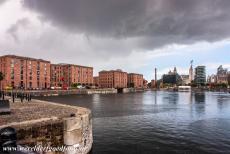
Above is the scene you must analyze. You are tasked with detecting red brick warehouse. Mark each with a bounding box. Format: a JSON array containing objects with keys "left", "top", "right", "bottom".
[{"left": 0, "top": 55, "right": 51, "bottom": 90}]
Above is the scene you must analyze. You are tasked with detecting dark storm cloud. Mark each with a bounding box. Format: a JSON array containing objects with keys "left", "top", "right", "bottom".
[{"left": 22, "top": 0, "right": 230, "bottom": 49}]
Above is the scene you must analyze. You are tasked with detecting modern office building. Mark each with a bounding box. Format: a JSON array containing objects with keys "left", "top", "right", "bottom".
[
  {"left": 127, "top": 73, "right": 143, "bottom": 88},
  {"left": 99, "top": 69, "right": 127, "bottom": 88},
  {"left": 51, "top": 63, "right": 93, "bottom": 88},
  {"left": 194, "top": 66, "right": 206, "bottom": 85},
  {"left": 0, "top": 55, "right": 51, "bottom": 89}
]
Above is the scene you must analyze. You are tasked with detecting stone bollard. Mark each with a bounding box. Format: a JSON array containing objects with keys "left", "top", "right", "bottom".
[
  {"left": 63, "top": 115, "right": 82, "bottom": 154},
  {"left": 63, "top": 112, "right": 93, "bottom": 154}
]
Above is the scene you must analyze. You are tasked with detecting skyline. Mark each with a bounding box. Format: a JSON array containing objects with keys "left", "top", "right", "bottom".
[
  {"left": 1, "top": 53, "right": 228, "bottom": 82},
  {"left": 1, "top": 0, "right": 230, "bottom": 81}
]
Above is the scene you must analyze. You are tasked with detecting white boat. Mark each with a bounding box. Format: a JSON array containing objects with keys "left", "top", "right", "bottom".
[{"left": 178, "top": 86, "right": 191, "bottom": 92}]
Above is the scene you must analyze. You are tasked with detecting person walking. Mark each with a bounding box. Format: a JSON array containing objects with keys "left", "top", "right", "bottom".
[{"left": 12, "top": 93, "right": 15, "bottom": 103}]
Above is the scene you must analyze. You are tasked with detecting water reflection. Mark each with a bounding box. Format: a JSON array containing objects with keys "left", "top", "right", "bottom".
[
  {"left": 194, "top": 92, "right": 205, "bottom": 103},
  {"left": 163, "top": 92, "right": 179, "bottom": 104},
  {"left": 193, "top": 92, "right": 206, "bottom": 116},
  {"left": 216, "top": 93, "right": 230, "bottom": 111},
  {"left": 37, "top": 91, "right": 230, "bottom": 154}
]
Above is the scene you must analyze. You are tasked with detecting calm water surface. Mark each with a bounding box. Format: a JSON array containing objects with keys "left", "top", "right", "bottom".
[{"left": 37, "top": 91, "right": 230, "bottom": 154}]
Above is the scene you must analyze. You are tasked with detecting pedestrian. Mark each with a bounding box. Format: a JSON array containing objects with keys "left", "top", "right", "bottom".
[
  {"left": 27, "top": 93, "right": 30, "bottom": 102},
  {"left": 28, "top": 94, "right": 30, "bottom": 101},
  {"left": 2, "top": 91, "right": 4, "bottom": 100},
  {"left": 12, "top": 93, "right": 15, "bottom": 103},
  {"left": 25, "top": 93, "right": 27, "bottom": 101},
  {"left": 20, "top": 94, "right": 23, "bottom": 103},
  {"left": 22, "top": 93, "right": 25, "bottom": 102}
]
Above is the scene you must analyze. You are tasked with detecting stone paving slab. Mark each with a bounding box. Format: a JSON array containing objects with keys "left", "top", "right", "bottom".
[{"left": 0, "top": 99, "right": 89, "bottom": 127}]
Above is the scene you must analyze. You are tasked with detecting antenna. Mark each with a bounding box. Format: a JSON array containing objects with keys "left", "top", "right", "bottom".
[{"left": 190, "top": 60, "right": 193, "bottom": 66}]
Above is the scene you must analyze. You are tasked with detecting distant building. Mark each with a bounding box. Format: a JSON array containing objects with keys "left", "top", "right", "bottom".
[
  {"left": 189, "top": 61, "right": 194, "bottom": 82},
  {"left": 51, "top": 63, "right": 93, "bottom": 88},
  {"left": 93, "top": 76, "right": 99, "bottom": 87},
  {"left": 207, "top": 74, "right": 217, "bottom": 84},
  {"left": 0, "top": 55, "right": 51, "bottom": 89},
  {"left": 163, "top": 74, "right": 178, "bottom": 85},
  {"left": 194, "top": 66, "right": 206, "bottom": 85},
  {"left": 154, "top": 68, "right": 157, "bottom": 88},
  {"left": 181, "top": 75, "right": 190, "bottom": 85},
  {"left": 162, "top": 67, "right": 182, "bottom": 85},
  {"left": 143, "top": 79, "right": 148, "bottom": 89},
  {"left": 127, "top": 73, "right": 143, "bottom": 88},
  {"left": 151, "top": 79, "right": 156, "bottom": 88},
  {"left": 216, "top": 65, "right": 228, "bottom": 84},
  {"left": 99, "top": 69, "right": 127, "bottom": 88},
  {"left": 228, "top": 73, "right": 230, "bottom": 85}
]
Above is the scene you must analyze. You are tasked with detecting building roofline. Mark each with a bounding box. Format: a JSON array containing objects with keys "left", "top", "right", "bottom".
[
  {"left": 51, "top": 63, "right": 93, "bottom": 69},
  {"left": 128, "top": 73, "right": 143, "bottom": 76},
  {"left": 0, "top": 54, "right": 50, "bottom": 63},
  {"left": 99, "top": 69, "right": 127, "bottom": 73}
]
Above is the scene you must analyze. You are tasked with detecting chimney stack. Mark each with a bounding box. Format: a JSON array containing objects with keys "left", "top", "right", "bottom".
[{"left": 155, "top": 68, "right": 157, "bottom": 88}]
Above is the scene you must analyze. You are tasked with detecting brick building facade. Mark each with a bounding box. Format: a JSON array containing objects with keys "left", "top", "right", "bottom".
[
  {"left": 0, "top": 55, "right": 50, "bottom": 90},
  {"left": 127, "top": 73, "right": 144, "bottom": 88},
  {"left": 143, "top": 79, "right": 148, "bottom": 89},
  {"left": 51, "top": 64, "right": 93, "bottom": 88},
  {"left": 93, "top": 76, "right": 99, "bottom": 87},
  {"left": 99, "top": 69, "right": 127, "bottom": 88}
]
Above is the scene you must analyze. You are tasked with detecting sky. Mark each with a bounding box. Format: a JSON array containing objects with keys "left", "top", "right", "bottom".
[{"left": 0, "top": 0, "right": 230, "bottom": 81}]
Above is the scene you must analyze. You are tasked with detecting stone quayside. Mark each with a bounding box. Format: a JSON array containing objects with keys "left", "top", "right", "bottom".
[{"left": 0, "top": 99, "right": 93, "bottom": 154}]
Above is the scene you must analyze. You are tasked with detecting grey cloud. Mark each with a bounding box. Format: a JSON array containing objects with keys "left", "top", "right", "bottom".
[
  {"left": 7, "top": 18, "right": 30, "bottom": 42},
  {"left": 22, "top": 0, "right": 230, "bottom": 49},
  {"left": 0, "top": 0, "right": 7, "bottom": 5}
]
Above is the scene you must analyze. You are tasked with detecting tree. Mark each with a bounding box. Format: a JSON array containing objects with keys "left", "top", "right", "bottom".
[{"left": 0, "top": 72, "right": 4, "bottom": 91}]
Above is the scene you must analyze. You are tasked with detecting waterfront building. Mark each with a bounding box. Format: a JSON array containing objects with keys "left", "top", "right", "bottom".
[
  {"left": 194, "top": 66, "right": 206, "bottom": 85},
  {"left": 143, "top": 79, "right": 148, "bottom": 89},
  {"left": 51, "top": 63, "right": 93, "bottom": 88},
  {"left": 228, "top": 73, "right": 230, "bottom": 85},
  {"left": 50, "top": 64, "right": 63, "bottom": 88},
  {"left": 162, "top": 67, "right": 182, "bottom": 85},
  {"left": 181, "top": 75, "right": 190, "bottom": 85},
  {"left": 216, "top": 65, "right": 228, "bottom": 84},
  {"left": 189, "top": 62, "right": 194, "bottom": 82},
  {"left": 151, "top": 79, "right": 156, "bottom": 88},
  {"left": 0, "top": 55, "right": 51, "bottom": 89},
  {"left": 93, "top": 76, "right": 99, "bottom": 87},
  {"left": 99, "top": 69, "right": 127, "bottom": 88},
  {"left": 127, "top": 73, "right": 143, "bottom": 88},
  {"left": 207, "top": 74, "right": 217, "bottom": 84}
]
